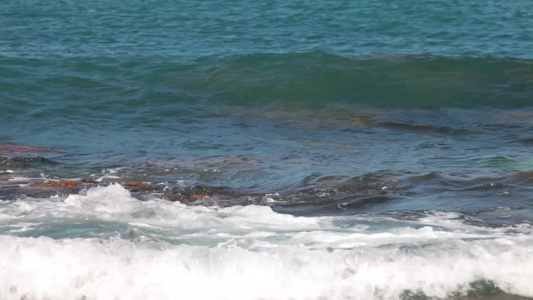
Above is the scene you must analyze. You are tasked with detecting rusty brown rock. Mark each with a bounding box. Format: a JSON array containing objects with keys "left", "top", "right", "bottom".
[
  {"left": 35, "top": 181, "right": 78, "bottom": 188},
  {"left": 80, "top": 178, "right": 99, "bottom": 184},
  {"left": 0, "top": 176, "right": 13, "bottom": 181},
  {"left": 0, "top": 143, "right": 58, "bottom": 154},
  {"left": 159, "top": 193, "right": 219, "bottom": 203},
  {"left": 124, "top": 182, "right": 151, "bottom": 188},
  {"left": 192, "top": 194, "right": 218, "bottom": 199}
]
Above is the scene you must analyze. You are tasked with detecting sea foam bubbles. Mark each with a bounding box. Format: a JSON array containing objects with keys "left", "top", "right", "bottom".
[{"left": 0, "top": 185, "right": 531, "bottom": 299}]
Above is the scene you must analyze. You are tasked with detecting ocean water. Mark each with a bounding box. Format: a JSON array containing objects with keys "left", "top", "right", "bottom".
[{"left": 1, "top": 0, "right": 533, "bottom": 299}]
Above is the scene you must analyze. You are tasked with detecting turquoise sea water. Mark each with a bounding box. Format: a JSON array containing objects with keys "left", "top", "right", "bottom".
[{"left": 1, "top": 1, "right": 533, "bottom": 299}]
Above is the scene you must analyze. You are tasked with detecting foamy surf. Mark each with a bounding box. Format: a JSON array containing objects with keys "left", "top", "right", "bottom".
[{"left": 0, "top": 185, "right": 532, "bottom": 300}]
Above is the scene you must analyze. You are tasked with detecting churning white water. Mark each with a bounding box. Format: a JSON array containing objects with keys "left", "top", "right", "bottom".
[{"left": 0, "top": 184, "right": 532, "bottom": 300}]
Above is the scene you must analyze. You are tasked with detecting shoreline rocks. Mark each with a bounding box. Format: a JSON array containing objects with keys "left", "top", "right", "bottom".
[
  {"left": 0, "top": 177, "right": 241, "bottom": 204},
  {"left": 0, "top": 143, "right": 59, "bottom": 155},
  {"left": 0, "top": 143, "right": 262, "bottom": 205}
]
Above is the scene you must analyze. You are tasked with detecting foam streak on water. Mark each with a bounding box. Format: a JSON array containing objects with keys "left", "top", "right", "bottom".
[{"left": 0, "top": 185, "right": 532, "bottom": 300}]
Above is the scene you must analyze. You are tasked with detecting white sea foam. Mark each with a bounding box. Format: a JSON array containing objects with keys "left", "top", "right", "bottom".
[
  {"left": 0, "top": 234, "right": 532, "bottom": 300},
  {"left": 0, "top": 185, "right": 532, "bottom": 299},
  {"left": 90, "top": 167, "right": 126, "bottom": 182}
]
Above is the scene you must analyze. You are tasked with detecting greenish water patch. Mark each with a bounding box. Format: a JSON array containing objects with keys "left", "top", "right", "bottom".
[{"left": 1, "top": 53, "right": 532, "bottom": 112}]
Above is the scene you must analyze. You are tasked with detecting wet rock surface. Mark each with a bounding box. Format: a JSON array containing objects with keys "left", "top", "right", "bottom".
[
  {"left": 0, "top": 177, "right": 241, "bottom": 203},
  {"left": 0, "top": 143, "right": 59, "bottom": 155},
  {"left": 2, "top": 143, "right": 531, "bottom": 215},
  {"left": 0, "top": 144, "right": 239, "bottom": 203}
]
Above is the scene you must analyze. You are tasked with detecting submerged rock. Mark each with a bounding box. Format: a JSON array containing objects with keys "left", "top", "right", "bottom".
[
  {"left": 34, "top": 181, "right": 78, "bottom": 188},
  {"left": 0, "top": 177, "right": 229, "bottom": 204},
  {"left": 124, "top": 181, "right": 155, "bottom": 189},
  {"left": 0, "top": 143, "right": 58, "bottom": 155},
  {"left": 80, "top": 178, "right": 99, "bottom": 184}
]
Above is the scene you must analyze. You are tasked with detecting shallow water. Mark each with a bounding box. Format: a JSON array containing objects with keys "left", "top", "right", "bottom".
[{"left": 1, "top": 0, "right": 533, "bottom": 299}]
